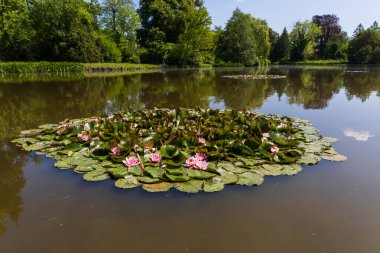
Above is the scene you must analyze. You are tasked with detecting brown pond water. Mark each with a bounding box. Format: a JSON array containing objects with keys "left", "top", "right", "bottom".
[{"left": 0, "top": 66, "right": 380, "bottom": 253}]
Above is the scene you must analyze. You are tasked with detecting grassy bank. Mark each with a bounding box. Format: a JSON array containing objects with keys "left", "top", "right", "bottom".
[{"left": 0, "top": 62, "right": 161, "bottom": 74}]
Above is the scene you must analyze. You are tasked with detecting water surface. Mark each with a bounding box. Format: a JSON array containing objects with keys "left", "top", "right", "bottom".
[{"left": 1, "top": 66, "right": 380, "bottom": 253}]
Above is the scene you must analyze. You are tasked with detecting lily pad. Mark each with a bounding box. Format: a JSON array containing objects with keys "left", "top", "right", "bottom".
[
  {"left": 115, "top": 176, "right": 141, "bottom": 189},
  {"left": 83, "top": 170, "right": 110, "bottom": 182},
  {"left": 108, "top": 166, "right": 129, "bottom": 178},
  {"left": 54, "top": 159, "right": 73, "bottom": 170},
  {"left": 203, "top": 180, "right": 224, "bottom": 192},
  {"left": 174, "top": 180, "right": 204, "bottom": 193},
  {"left": 142, "top": 182, "right": 173, "bottom": 192},
  {"left": 237, "top": 172, "right": 264, "bottom": 186},
  {"left": 321, "top": 154, "right": 348, "bottom": 162}
]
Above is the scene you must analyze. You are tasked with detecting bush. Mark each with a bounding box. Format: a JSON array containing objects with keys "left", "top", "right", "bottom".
[{"left": 98, "top": 35, "right": 122, "bottom": 63}]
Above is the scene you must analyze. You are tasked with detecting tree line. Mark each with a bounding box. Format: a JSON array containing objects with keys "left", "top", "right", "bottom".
[{"left": 1, "top": 0, "right": 379, "bottom": 66}]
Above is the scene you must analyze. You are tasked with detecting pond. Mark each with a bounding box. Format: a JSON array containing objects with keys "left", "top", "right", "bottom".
[{"left": 1, "top": 66, "right": 380, "bottom": 252}]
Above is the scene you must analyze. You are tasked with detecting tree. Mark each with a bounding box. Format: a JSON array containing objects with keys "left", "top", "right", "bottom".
[
  {"left": 289, "top": 21, "right": 322, "bottom": 61},
  {"left": 0, "top": 0, "right": 33, "bottom": 61},
  {"left": 216, "top": 9, "right": 270, "bottom": 66},
  {"left": 312, "top": 14, "right": 343, "bottom": 59},
  {"left": 371, "top": 21, "right": 379, "bottom": 30},
  {"left": 29, "top": 0, "right": 103, "bottom": 62},
  {"left": 137, "top": 0, "right": 212, "bottom": 65},
  {"left": 270, "top": 28, "right": 290, "bottom": 63},
  {"left": 353, "top": 24, "right": 365, "bottom": 36},
  {"left": 101, "top": 0, "right": 140, "bottom": 62},
  {"left": 268, "top": 28, "right": 279, "bottom": 61},
  {"left": 348, "top": 28, "right": 380, "bottom": 64}
]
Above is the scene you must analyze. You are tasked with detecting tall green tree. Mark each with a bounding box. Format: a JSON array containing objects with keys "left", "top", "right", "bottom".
[
  {"left": 0, "top": 0, "right": 32, "bottom": 61},
  {"left": 29, "top": 0, "right": 102, "bottom": 62},
  {"left": 216, "top": 9, "right": 271, "bottom": 66},
  {"left": 270, "top": 28, "right": 291, "bottom": 63},
  {"left": 137, "top": 0, "right": 212, "bottom": 65},
  {"left": 173, "top": 1, "right": 212, "bottom": 66},
  {"left": 289, "top": 21, "right": 321, "bottom": 61},
  {"left": 349, "top": 28, "right": 380, "bottom": 64},
  {"left": 101, "top": 0, "right": 140, "bottom": 62}
]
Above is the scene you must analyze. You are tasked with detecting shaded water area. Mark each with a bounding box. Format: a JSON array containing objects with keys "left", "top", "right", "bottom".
[{"left": 1, "top": 66, "right": 380, "bottom": 252}]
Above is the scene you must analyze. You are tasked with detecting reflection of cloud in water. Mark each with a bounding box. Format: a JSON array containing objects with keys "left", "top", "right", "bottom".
[{"left": 343, "top": 129, "right": 374, "bottom": 141}]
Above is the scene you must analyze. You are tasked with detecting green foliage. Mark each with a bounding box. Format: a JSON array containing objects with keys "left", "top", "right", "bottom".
[
  {"left": 0, "top": 0, "right": 33, "bottom": 61},
  {"left": 270, "top": 28, "right": 291, "bottom": 63},
  {"left": 13, "top": 108, "right": 346, "bottom": 193},
  {"left": 216, "top": 9, "right": 271, "bottom": 66},
  {"left": 137, "top": 0, "right": 212, "bottom": 66},
  {"left": 98, "top": 35, "right": 122, "bottom": 63},
  {"left": 289, "top": 21, "right": 322, "bottom": 61},
  {"left": 348, "top": 28, "right": 380, "bottom": 64},
  {"left": 30, "top": 0, "right": 102, "bottom": 62},
  {"left": 101, "top": 0, "right": 141, "bottom": 62}
]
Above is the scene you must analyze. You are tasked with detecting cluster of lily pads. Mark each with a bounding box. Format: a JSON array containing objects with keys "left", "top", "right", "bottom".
[
  {"left": 222, "top": 75, "right": 287, "bottom": 80},
  {"left": 12, "top": 108, "right": 347, "bottom": 193}
]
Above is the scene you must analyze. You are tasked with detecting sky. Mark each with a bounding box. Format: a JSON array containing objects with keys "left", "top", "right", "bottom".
[{"left": 133, "top": 0, "right": 380, "bottom": 35}]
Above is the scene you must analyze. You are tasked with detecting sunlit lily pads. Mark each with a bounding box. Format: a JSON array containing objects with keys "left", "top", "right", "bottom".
[{"left": 13, "top": 108, "right": 347, "bottom": 193}]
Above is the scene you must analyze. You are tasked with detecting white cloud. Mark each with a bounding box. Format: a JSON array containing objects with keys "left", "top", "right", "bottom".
[{"left": 343, "top": 129, "right": 374, "bottom": 142}]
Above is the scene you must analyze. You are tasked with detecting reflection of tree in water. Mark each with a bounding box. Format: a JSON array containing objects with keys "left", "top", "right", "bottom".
[
  {"left": 0, "top": 142, "right": 26, "bottom": 236},
  {"left": 344, "top": 71, "right": 380, "bottom": 102},
  {"left": 283, "top": 68, "right": 345, "bottom": 109},
  {"left": 1, "top": 68, "right": 380, "bottom": 141},
  {"left": 137, "top": 69, "right": 216, "bottom": 109}
]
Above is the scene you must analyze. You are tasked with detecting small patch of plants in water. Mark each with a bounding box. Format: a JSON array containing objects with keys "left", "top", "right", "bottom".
[
  {"left": 12, "top": 108, "right": 347, "bottom": 193},
  {"left": 222, "top": 75, "right": 287, "bottom": 80}
]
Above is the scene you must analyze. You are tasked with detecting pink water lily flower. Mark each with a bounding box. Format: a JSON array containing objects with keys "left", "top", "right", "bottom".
[
  {"left": 195, "top": 160, "right": 208, "bottom": 170},
  {"left": 270, "top": 146, "right": 280, "bottom": 153},
  {"left": 150, "top": 153, "right": 162, "bottom": 163},
  {"left": 195, "top": 153, "right": 207, "bottom": 161},
  {"left": 78, "top": 133, "right": 91, "bottom": 142},
  {"left": 185, "top": 157, "right": 197, "bottom": 168},
  {"left": 111, "top": 147, "right": 121, "bottom": 156},
  {"left": 123, "top": 156, "right": 140, "bottom": 167},
  {"left": 263, "top": 133, "right": 270, "bottom": 138},
  {"left": 198, "top": 137, "right": 206, "bottom": 145}
]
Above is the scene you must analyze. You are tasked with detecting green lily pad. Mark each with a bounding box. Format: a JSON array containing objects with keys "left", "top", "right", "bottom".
[
  {"left": 54, "top": 159, "right": 73, "bottom": 170},
  {"left": 20, "top": 128, "right": 44, "bottom": 136},
  {"left": 174, "top": 180, "right": 204, "bottom": 193},
  {"left": 237, "top": 172, "right": 264, "bottom": 186},
  {"left": 115, "top": 176, "right": 141, "bottom": 189},
  {"left": 138, "top": 176, "right": 161, "bottom": 184},
  {"left": 142, "top": 182, "right": 173, "bottom": 192},
  {"left": 203, "top": 180, "right": 224, "bottom": 192},
  {"left": 108, "top": 166, "right": 129, "bottom": 178},
  {"left": 297, "top": 153, "right": 321, "bottom": 165},
  {"left": 144, "top": 166, "right": 164, "bottom": 178},
  {"left": 128, "top": 166, "right": 143, "bottom": 176},
  {"left": 186, "top": 169, "right": 215, "bottom": 179},
  {"left": 165, "top": 173, "right": 190, "bottom": 182},
  {"left": 74, "top": 165, "right": 96, "bottom": 174},
  {"left": 83, "top": 170, "right": 110, "bottom": 182},
  {"left": 321, "top": 154, "right": 348, "bottom": 162}
]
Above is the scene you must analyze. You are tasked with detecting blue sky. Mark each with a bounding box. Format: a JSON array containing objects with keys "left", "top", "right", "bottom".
[{"left": 133, "top": 0, "right": 380, "bottom": 35}]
